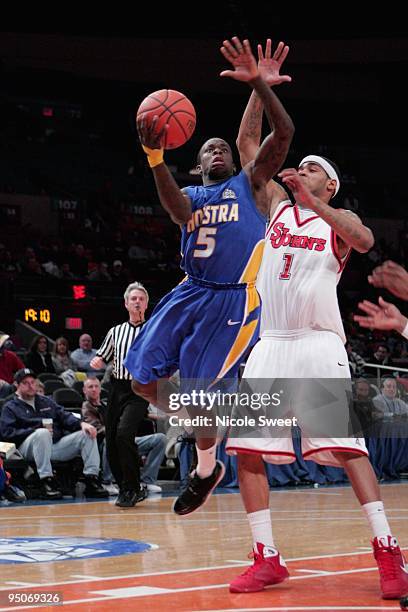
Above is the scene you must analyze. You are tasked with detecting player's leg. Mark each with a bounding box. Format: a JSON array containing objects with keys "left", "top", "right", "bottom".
[
  {"left": 333, "top": 450, "right": 408, "bottom": 599},
  {"left": 229, "top": 451, "right": 289, "bottom": 593},
  {"left": 228, "top": 334, "right": 292, "bottom": 592},
  {"left": 173, "top": 283, "right": 257, "bottom": 516}
]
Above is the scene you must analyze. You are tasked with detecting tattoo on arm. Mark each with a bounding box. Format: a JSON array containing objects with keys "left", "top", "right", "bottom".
[
  {"left": 244, "top": 96, "right": 263, "bottom": 140},
  {"left": 308, "top": 201, "right": 373, "bottom": 251}
]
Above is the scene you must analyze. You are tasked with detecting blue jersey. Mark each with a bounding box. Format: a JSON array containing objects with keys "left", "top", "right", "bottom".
[
  {"left": 125, "top": 170, "right": 265, "bottom": 389},
  {"left": 181, "top": 170, "right": 266, "bottom": 284}
]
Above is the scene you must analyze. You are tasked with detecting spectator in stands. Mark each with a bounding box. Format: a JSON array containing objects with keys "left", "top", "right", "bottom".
[
  {"left": 25, "top": 335, "right": 56, "bottom": 376},
  {"left": 353, "top": 378, "right": 382, "bottom": 432},
  {"left": 42, "top": 260, "right": 60, "bottom": 277},
  {"left": 346, "top": 341, "right": 366, "bottom": 377},
  {"left": 82, "top": 374, "right": 165, "bottom": 495},
  {"left": 108, "top": 230, "right": 128, "bottom": 262},
  {"left": 369, "top": 344, "right": 392, "bottom": 368},
  {"left": 70, "top": 244, "right": 88, "bottom": 277},
  {"left": 0, "top": 249, "right": 21, "bottom": 280},
  {"left": 128, "top": 242, "right": 150, "bottom": 264},
  {"left": 373, "top": 377, "right": 408, "bottom": 418},
  {"left": 52, "top": 337, "right": 76, "bottom": 375},
  {"left": 35, "top": 379, "right": 45, "bottom": 396},
  {"left": 23, "top": 256, "right": 44, "bottom": 277},
  {"left": 111, "top": 260, "right": 130, "bottom": 284},
  {"left": 88, "top": 262, "right": 112, "bottom": 282},
  {"left": 81, "top": 377, "right": 117, "bottom": 494},
  {"left": 71, "top": 334, "right": 103, "bottom": 373},
  {"left": 0, "top": 368, "right": 108, "bottom": 500},
  {"left": 59, "top": 262, "right": 75, "bottom": 279},
  {"left": 135, "top": 431, "right": 166, "bottom": 494},
  {"left": 0, "top": 379, "right": 15, "bottom": 400},
  {"left": 0, "top": 332, "right": 25, "bottom": 384}
]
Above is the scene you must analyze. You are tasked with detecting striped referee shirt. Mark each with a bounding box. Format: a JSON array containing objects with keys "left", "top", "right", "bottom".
[{"left": 96, "top": 321, "right": 143, "bottom": 380}]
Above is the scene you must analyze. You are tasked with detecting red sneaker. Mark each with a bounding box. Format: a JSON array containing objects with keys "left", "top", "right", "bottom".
[
  {"left": 229, "top": 543, "right": 289, "bottom": 593},
  {"left": 373, "top": 535, "right": 408, "bottom": 599}
]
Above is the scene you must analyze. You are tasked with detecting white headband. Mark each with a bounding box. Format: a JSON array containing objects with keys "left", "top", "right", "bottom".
[{"left": 299, "top": 155, "right": 340, "bottom": 196}]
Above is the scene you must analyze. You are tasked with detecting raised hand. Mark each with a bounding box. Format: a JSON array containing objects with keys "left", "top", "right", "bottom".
[
  {"left": 257, "top": 39, "right": 292, "bottom": 86},
  {"left": 137, "top": 113, "right": 168, "bottom": 150},
  {"left": 354, "top": 297, "right": 407, "bottom": 333},
  {"left": 220, "top": 37, "right": 258, "bottom": 82}
]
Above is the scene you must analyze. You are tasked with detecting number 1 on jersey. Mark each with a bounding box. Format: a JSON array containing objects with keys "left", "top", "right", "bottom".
[{"left": 279, "top": 253, "right": 293, "bottom": 280}]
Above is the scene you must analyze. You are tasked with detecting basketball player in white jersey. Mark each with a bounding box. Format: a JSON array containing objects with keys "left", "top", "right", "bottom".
[{"left": 225, "top": 40, "right": 408, "bottom": 600}]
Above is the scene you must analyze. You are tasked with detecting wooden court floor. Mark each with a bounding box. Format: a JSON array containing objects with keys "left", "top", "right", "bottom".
[{"left": 0, "top": 483, "right": 407, "bottom": 610}]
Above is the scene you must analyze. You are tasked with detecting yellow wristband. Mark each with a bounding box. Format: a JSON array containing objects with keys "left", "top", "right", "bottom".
[{"left": 142, "top": 145, "right": 164, "bottom": 168}]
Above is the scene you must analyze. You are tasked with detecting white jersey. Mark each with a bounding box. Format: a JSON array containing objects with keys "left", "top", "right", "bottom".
[{"left": 257, "top": 200, "right": 350, "bottom": 342}]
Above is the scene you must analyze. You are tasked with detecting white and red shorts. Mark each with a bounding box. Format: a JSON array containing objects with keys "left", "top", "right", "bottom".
[{"left": 226, "top": 329, "right": 368, "bottom": 468}]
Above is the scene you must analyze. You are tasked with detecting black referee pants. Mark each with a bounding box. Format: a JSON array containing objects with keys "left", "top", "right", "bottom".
[{"left": 105, "top": 379, "right": 148, "bottom": 490}]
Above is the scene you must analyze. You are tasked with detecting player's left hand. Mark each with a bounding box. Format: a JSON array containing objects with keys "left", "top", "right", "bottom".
[
  {"left": 220, "top": 37, "right": 258, "bottom": 82},
  {"left": 354, "top": 297, "right": 407, "bottom": 333}
]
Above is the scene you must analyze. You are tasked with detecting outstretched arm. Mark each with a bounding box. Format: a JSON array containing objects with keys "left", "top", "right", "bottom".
[
  {"left": 354, "top": 297, "right": 408, "bottom": 336},
  {"left": 237, "top": 40, "right": 291, "bottom": 167},
  {"left": 137, "top": 115, "right": 192, "bottom": 225},
  {"left": 278, "top": 168, "right": 374, "bottom": 253},
  {"left": 236, "top": 40, "right": 292, "bottom": 213},
  {"left": 220, "top": 38, "right": 294, "bottom": 212}
]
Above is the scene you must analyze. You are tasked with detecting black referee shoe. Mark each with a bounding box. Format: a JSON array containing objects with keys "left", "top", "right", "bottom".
[
  {"left": 173, "top": 460, "right": 225, "bottom": 516},
  {"left": 115, "top": 485, "right": 147, "bottom": 508}
]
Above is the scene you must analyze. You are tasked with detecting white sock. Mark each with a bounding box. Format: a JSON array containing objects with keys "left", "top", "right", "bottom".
[
  {"left": 196, "top": 443, "right": 216, "bottom": 478},
  {"left": 362, "top": 501, "right": 392, "bottom": 539},
  {"left": 248, "top": 509, "right": 274, "bottom": 548}
]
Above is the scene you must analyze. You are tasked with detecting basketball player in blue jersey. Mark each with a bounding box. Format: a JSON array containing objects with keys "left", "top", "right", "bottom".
[{"left": 124, "top": 36, "right": 294, "bottom": 516}]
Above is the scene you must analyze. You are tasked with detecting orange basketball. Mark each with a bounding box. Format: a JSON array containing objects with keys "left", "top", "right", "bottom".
[{"left": 137, "top": 89, "right": 196, "bottom": 150}]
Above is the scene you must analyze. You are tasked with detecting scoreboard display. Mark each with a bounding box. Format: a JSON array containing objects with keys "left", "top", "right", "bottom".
[{"left": 24, "top": 307, "right": 52, "bottom": 325}]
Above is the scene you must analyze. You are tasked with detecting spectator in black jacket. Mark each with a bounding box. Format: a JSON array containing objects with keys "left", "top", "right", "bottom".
[
  {"left": 25, "top": 335, "right": 56, "bottom": 376},
  {"left": 0, "top": 368, "right": 108, "bottom": 500}
]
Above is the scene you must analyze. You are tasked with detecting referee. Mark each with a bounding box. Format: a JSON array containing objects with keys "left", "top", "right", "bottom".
[{"left": 90, "top": 281, "right": 149, "bottom": 508}]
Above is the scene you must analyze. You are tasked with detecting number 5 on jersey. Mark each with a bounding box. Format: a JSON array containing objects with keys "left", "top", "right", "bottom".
[
  {"left": 193, "top": 227, "right": 217, "bottom": 258},
  {"left": 279, "top": 253, "right": 294, "bottom": 280}
]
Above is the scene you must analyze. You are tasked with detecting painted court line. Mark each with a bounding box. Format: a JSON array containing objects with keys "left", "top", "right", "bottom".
[
  {"left": 198, "top": 608, "right": 400, "bottom": 611},
  {"left": 0, "top": 564, "right": 390, "bottom": 611},
  {"left": 2, "top": 546, "right": 407, "bottom": 592},
  {"left": 1, "top": 507, "right": 408, "bottom": 522}
]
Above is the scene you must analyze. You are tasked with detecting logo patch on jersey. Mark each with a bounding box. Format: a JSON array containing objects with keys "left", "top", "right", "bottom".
[
  {"left": 270, "top": 222, "right": 327, "bottom": 252},
  {"left": 222, "top": 188, "right": 237, "bottom": 200},
  {"left": 0, "top": 537, "right": 156, "bottom": 564}
]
